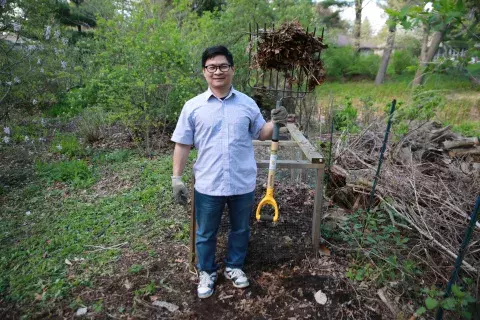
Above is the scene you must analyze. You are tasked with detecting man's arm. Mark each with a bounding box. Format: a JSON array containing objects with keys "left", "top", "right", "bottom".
[
  {"left": 258, "top": 121, "right": 274, "bottom": 141},
  {"left": 257, "top": 106, "right": 288, "bottom": 141},
  {"left": 173, "top": 143, "right": 192, "bottom": 176}
]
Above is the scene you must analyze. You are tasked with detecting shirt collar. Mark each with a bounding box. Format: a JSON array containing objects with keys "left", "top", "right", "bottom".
[{"left": 205, "top": 86, "right": 237, "bottom": 102}]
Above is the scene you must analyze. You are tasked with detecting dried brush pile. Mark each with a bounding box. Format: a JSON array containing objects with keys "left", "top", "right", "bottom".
[
  {"left": 328, "top": 120, "right": 480, "bottom": 276},
  {"left": 250, "top": 21, "right": 328, "bottom": 90}
]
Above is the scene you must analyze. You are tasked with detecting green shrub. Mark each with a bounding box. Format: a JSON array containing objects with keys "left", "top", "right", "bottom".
[
  {"left": 323, "top": 46, "right": 357, "bottom": 79},
  {"left": 36, "top": 159, "right": 95, "bottom": 188},
  {"left": 50, "top": 135, "right": 85, "bottom": 158},
  {"left": 393, "top": 86, "right": 445, "bottom": 123},
  {"left": 347, "top": 53, "right": 381, "bottom": 79},
  {"left": 391, "top": 49, "right": 417, "bottom": 75},
  {"left": 323, "top": 47, "right": 382, "bottom": 79},
  {"left": 93, "top": 150, "right": 133, "bottom": 164},
  {"left": 334, "top": 97, "right": 358, "bottom": 132},
  {"left": 77, "top": 107, "right": 107, "bottom": 143}
]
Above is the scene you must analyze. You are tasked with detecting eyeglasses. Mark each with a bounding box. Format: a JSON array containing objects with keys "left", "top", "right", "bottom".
[{"left": 204, "top": 64, "right": 231, "bottom": 73}]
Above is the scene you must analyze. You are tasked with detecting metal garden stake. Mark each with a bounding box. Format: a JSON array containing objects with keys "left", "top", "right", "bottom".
[{"left": 436, "top": 196, "right": 480, "bottom": 320}]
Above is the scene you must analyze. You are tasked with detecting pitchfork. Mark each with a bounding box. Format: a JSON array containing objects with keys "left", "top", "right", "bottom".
[{"left": 248, "top": 22, "right": 325, "bottom": 222}]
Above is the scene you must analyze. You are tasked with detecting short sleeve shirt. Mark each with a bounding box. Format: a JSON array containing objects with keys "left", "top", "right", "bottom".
[{"left": 171, "top": 87, "right": 266, "bottom": 196}]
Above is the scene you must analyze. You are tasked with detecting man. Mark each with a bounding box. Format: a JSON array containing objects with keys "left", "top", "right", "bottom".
[{"left": 171, "top": 45, "right": 287, "bottom": 299}]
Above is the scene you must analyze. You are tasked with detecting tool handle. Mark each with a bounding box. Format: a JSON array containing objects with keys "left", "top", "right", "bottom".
[{"left": 272, "top": 100, "right": 281, "bottom": 141}]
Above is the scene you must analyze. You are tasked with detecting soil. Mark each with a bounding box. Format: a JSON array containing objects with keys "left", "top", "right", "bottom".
[{"left": 51, "top": 242, "right": 384, "bottom": 320}]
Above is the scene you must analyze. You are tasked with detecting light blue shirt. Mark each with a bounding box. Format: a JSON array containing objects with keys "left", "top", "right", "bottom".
[{"left": 171, "top": 87, "right": 266, "bottom": 196}]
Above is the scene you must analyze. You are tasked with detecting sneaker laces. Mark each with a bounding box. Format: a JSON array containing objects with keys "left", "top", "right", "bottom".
[
  {"left": 228, "top": 268, "right": 246, "bottom": 279},
  {"left": 199, "top": 272, "right": 213, "bottom": 287}
]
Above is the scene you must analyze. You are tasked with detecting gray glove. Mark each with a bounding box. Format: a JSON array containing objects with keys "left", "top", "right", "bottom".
[
  {"left": 271, "top": 106, "right": 288, "bottom": 126},
  {"left": 172, "top": 176, "right": 188, "bottom": 205}
]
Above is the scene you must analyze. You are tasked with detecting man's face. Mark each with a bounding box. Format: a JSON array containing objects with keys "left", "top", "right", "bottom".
[{"left": 202, "top": 55, "right": 235, "bottom": 93}]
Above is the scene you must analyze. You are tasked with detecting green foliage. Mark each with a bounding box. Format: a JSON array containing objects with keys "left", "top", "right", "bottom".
[
  {"left": 93, "top": 150, "right": 133, "bottom": 165},
  {"left": 1, "top": 150, "right": 191, "bottom": 313},
  {"left": 135, "top": 281, "right": 157, "bottom": 297},
  {"left": 347, "top": 54, "right": 381, "bottom": 79},
  {"left": 341, "top": 209, "right": 413, "bottom": 285},
  {"left": 395, "top": 34, "right": 421, "bottom": 57},
  {"left": 391, "top": 49, "right": 417, "bottom": 75},
  {"left": 415, "top": 284, "right": 477, "bottom": 319},
  {"left": 0, "top": 15, "right": 83, "bottom": 121},
  {"left": 323, "top": 47, "right": 381, "bottom": 79},
  {"left": 333, "top": 97, "right": 358, "bottom": 132},
  {"left": 36, "top": 159, "right": 95, "bottom": 188},
  {"left": 50, "top": 135, "right": 85, "bottom": 158},
  {"left": 451, "top": 121, "right": 480, "bottom": 138},
  {"left": 390, "top": 86, "right": 445, "bottom": 137},
  {"left": 359, "top": 96, "right": 375, "bottom": 124},
  {"left": 174, "top": 223, "right": 190, "bottom": 242},
  {"left": 128, "top": 264, "right": 143, "bottom": 274},
  {"left": 77, "top": 107, "right": 107, "bottom": 143},
  {"left": 323, "top": 46, "right": 357, "bottom": 79}
]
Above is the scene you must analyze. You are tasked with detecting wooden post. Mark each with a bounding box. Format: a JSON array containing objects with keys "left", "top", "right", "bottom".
[
  {"left": 312, "top": 165, "right": 325, "bottom": 256},
  {"left": 189, "top": 176, "right": 197, "bottom": 272},
  {"left": 290, "top": 146, "right": 295, "bottom": 182},
  {"left": 301, "top": 152, "right": 307, "bottom": 182}
]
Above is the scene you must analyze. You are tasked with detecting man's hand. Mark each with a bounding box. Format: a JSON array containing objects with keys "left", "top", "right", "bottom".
[
  {"left": 271, "top": 106, "right": 288, "bottom": 126},
  {"left": 172, "top": 176, "right": 188, "bottom": 205}
]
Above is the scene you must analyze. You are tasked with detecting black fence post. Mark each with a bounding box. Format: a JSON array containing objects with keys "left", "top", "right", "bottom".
[
  {"left": 367, "top": 99, "right": 396, "bottom": 211},
  {"left": 436, "top": 196, "right": 480, "bottom": 320}
]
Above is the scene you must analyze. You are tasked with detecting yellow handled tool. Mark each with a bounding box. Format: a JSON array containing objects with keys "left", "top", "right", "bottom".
[{"left": 256, "top": 101, "right": 281, "bottom": 222}]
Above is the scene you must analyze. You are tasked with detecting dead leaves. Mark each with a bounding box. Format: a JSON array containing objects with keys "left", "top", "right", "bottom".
[{"left": 251, "top": 21, "right": 328, "bottom": 90}]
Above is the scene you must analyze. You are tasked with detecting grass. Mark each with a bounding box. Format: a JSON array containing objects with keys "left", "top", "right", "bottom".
[
  {"left": 316, "top": 72, "right": 476, "bottom": 106},
  {"left": 0, "top": 146, "right": 195, "bottom": 314},
  {"left": 0, "top": 70, "right": 477, "bottom": 317},
  {"left": 315, "top": 72, "right": 480, "bottom": 136}
]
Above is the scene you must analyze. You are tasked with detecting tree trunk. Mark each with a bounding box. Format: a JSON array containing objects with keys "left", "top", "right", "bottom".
[
  {"left": 375, "top": 25, "right": 396, "bottom": 85},
  {"left": 413, "top": 23, "right": 430, "bottom": 86},
  {"left": 77, "top": 25, "right": 82, "bottom": 33},
  {"left": 413, "top": 25, "right": 448, "bottom": 87},
  {"left": 354, "top": 0, "right": 362, "bottom": 51}
]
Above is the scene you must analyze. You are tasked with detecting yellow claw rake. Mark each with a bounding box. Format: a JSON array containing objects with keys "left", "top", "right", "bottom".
[{"left": 256, "top": 100, "right": 281, "bottom": 222}]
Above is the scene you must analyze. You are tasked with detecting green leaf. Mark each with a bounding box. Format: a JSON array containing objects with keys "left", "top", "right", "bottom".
[
  {"left": 355, "top": 269, "right": 364, "bottom": 281},
  {"left": 425, "top": 297, "right": 439, "bottom": 310},
  {"left": 451, "top": 285, "right": 465, "bottom": 298},
  {"left": 415, "top": 307, "right": 426, "bottom": 316},
  {"left": 441, "top": 297, "right": 456, "bottom": 310}
]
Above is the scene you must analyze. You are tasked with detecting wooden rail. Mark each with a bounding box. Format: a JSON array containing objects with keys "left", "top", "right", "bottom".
[
  {"left": 286, "top": 123, "right": 324, "bottom": 163},
  {"left": 257, "top": 159, "right": 323, "bottom": 169}
]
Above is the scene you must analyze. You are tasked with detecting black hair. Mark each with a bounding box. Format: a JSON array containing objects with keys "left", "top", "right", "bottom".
[{"left": 201, "top": 46, "right": 234, "bottom": 68}]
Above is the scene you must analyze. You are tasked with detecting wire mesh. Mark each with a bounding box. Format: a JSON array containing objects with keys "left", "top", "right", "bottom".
[{"left": 214, "top": 145, "right": 318, "bottom": 271}]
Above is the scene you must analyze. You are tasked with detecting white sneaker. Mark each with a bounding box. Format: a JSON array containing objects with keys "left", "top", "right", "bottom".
[
  {"left": 197, "top": 271, "right": 217, "bottom": 298},
  {"left": 224, "top": 268, "right": 249, "bottom": 288}
]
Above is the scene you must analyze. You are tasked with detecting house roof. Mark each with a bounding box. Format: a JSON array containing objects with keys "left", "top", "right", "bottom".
[{"left": 334, "top": 34, "right": 381, "bottom": 50}]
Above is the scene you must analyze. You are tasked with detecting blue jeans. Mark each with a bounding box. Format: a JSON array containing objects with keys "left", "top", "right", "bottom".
[{"left": 194, "top": 189, "right": 255, "bottom": 273}]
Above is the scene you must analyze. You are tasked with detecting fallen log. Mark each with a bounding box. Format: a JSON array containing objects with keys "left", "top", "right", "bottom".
[
  {"left": 448, "top": 146, "right": 480, "bottom": 158},
  {"left": 443, "top": 138, "right": 479, "bottom": 150}
]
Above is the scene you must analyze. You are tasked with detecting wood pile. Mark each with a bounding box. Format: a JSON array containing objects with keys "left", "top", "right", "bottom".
[{"left": 326, "top": 121, "right": 480, "bottom": 274}]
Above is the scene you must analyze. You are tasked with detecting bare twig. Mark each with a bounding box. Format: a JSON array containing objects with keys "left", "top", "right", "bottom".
[{"left": 84, "top": 242, "right": 128, "bottom": 252}]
